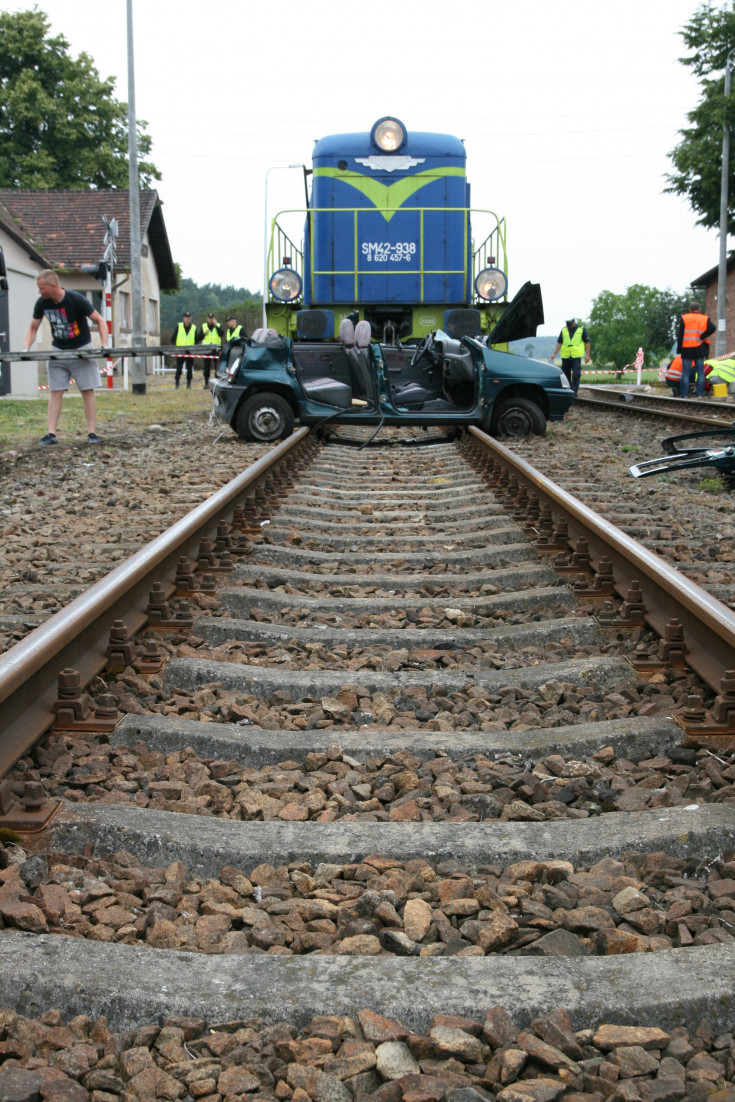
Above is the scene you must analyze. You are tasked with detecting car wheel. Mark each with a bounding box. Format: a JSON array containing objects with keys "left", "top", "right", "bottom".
[
  {"left": 236, "top": 392, "right": 294, "bottom": 442},
  {"left": 491, "top": 397, "right": 546, "bottom": 438}
]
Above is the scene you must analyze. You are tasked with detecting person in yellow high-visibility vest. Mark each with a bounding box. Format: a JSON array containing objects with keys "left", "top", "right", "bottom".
[
  {"left": 200, "top": 312, "right": 223, "bottom": 388},
  {"left": 550, "top": 317, "right": 591, "bottom": 394},
  {"left": 171, "top": 311, "right": 199, "bottom": 388},
  {"left": 225, "top": 316, "right": 245, "bottom": 342},
  {"left": 704, "top": 357, "right": 735, "bottom": 398}
]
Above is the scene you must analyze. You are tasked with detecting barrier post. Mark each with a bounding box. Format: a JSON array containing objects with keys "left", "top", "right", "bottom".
[{"left": 104, "top": 267, "right": 113, "bottom": 388}]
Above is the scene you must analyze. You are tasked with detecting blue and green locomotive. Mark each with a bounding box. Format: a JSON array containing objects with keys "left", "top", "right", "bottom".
[
  {"left": 212, "top": 117, "right": 574, "bottom": 442},
  {"left": 267, "top": 116, "right": 510, "bottom": 343}
]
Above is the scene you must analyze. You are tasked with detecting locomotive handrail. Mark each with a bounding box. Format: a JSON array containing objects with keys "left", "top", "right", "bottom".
[
  {"left": 266, "top": 207, "right": 507, "bottom": 305},
  {"left": 266, "top": 220, "right": 304, "bottom": 296},
  {"left": 472, "top": 221, "right": 508, "bottom": 289}
]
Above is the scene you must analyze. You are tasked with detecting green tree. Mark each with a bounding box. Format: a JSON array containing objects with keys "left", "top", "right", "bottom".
[
  {"left": 665, "top": 2, "right": 735, "bottom": 231},
  {"left": 0, "top": 8, "right": 159, "bottom": 189},
  {"left": 588, "top": 285, "right": 689, "bottom": 369}
]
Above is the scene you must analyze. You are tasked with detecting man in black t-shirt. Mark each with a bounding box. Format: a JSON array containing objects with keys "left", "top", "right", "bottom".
[{"left": 23, "top": 269, "right": 109, "bottom": 445}]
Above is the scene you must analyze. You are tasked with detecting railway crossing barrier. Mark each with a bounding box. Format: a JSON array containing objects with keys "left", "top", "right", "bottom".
[{"left": 0, "top": 345, "right": 221, "bottom": 395}]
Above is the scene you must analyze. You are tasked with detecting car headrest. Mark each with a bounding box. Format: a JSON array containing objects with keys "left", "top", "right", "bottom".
[
  {"left": 250, "top": 327, "right": 283, "bottom": 346},
  {"left": 354, "top": 320, "right": 372, "bottom": 348},
  {"left": 339, "top": 319, "right": 355, "bottom": 347}
]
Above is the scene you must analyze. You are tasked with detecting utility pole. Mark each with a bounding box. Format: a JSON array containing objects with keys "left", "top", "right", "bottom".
[
  {"left": 127, "top": 0, "right": 146, "bottom": 393},
  {"left": 0, "top": 247, "right": 9, "bottom": 396},
  {"left": 716, "top": 49, "right": 735, "bottom": 357}
]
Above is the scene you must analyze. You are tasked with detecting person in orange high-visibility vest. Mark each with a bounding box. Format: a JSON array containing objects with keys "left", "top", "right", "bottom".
[
  {"left": 676, "top": 300, "right": 715, "bottom": 399},
  {"left": 664, "top": 355, "right": 683, "bottom": 391}
]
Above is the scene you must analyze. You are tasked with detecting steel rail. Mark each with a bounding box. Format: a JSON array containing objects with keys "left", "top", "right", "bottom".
[
  {"left": 575, "top": 391, "right": 733, "bottom": 429},
  {"left": 0, "top": 428, "right": 310, "bottom": 775},
  {"left": 468, "top": 426, "right": 735, "bottom": 692},
  {"left": 579, "top": 385, "right": 734, "bottom": 412}
]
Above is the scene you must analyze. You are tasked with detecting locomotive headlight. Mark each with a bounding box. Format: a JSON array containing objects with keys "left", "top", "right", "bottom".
[
  {"left": 269, "top": 268, "right": 303, "bottom": 302},
  {"left": 372, "top": 117, "right": 406, "bottom": 152},
  {"left": 475, "top": 267, "right": 508, "bottom": 302}
]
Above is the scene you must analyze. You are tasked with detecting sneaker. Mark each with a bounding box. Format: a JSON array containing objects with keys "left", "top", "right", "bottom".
[
  {"left": 87, "top": 432, "right": 101, "bottom": 444},
  {"left": 39, "top": 433, "right": 57, "bottom": 446}
]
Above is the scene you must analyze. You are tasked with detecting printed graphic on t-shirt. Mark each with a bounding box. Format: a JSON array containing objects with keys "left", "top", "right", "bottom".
[{"left": 45, "top": 307, "right": 81, "bottom": 342}]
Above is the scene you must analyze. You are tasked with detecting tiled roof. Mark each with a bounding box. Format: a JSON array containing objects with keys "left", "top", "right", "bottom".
[
  {"left": 690, "top": 254, "right": 735, "bottom": 287},
  {"left": 0, "top": 189, "right": 177, "bottom": 289},
  {"left": 0, "top": 199, "right": 51, "bottom": 266}
]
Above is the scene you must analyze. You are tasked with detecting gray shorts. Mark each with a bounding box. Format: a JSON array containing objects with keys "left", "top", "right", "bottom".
[{"left": 47, "top": 344, "right": 101, "bottom": 392}]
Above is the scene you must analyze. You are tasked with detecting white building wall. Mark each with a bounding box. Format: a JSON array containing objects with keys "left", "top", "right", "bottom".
[
  {"left": 0, "top": 231, "right": 42, "bottom": 394},
  {"left": 0, "top": 230, "right": 45, "bottom": 351},
  {"left": 113, "top": 232, "right": 162, "bottom": 346},
  {"left": 1, "top": 225, "right": 166, "bottom": 388}
]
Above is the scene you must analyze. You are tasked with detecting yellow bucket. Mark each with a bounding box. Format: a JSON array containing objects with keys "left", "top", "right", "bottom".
[{"left": 712, "top": 383, "right": 728, "bottom": 398}]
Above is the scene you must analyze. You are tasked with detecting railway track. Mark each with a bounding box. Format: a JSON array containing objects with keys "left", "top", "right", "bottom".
[
  {"left": 512, "top": 396, "right": 735, "bottom": 608},
  {"left": 1, "top": 425, "right": 735, "bottom": 1099},
  {"left": 576, "top": 385, "right": 735, "bottom": 428}
]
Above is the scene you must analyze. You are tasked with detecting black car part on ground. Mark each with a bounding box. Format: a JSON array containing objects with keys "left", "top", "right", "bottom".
[{"left": 629, "top": 423, "right": 735, "bottom": 480}]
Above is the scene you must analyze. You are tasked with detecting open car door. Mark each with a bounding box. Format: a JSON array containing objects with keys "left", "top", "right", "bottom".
[{"left": 488, "top": 281, "right": 544, "bottom": 346}]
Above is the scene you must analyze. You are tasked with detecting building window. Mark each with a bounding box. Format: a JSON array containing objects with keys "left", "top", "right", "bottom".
[
  {"left": 119, "top": 292, "right": 130, "bottom": 328},
  {"left": 147, "top": 299, "right": 158, "bottom": 333}
]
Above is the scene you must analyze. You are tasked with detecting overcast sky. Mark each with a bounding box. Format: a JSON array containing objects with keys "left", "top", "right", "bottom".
[{"left": 5, "top": 0, "right": 726, "bottom": 336}]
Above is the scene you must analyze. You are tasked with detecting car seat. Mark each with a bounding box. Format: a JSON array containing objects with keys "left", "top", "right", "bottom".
[{"left": 345, "top": 320, "right": 377, "bottom": 404}]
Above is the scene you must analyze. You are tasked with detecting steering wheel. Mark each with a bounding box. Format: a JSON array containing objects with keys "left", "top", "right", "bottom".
[{"left": 410, "top": 332, "right": 435, "bottom": 368}]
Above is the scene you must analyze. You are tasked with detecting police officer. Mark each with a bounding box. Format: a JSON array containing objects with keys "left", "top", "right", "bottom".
[
  {"left": 550, "top": 318, "right": 591, "bottom": 394},
  {"left": 225, "top": 315, "right": 245, "bottom": 342},
  {"left": 200, "top": 312, "right": 222, "bottom": 388},
  {"left": 676, "top": 300, "right": 715, "bottom": 399},
  {"left": 172, "top": 311, "right": 198, "bottom": 388}
]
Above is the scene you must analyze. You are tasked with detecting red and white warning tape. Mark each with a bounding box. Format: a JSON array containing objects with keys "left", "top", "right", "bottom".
[
  {"left": 171, "top": 352, "right": 221, "bottom": 359},
  {"left": 580, "top": 367, "right": 637, "bottom": 376},
  {"left": 39, "top": 357, "right": 124, "bottom": 391}
]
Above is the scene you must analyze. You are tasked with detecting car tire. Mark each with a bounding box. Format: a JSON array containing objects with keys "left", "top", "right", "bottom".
[
  {"left": 235, "top": 392, "right": 294, "bottom": 442},
  {"left": 490, "top": 397, "right": 546, "bottom": 438}
]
